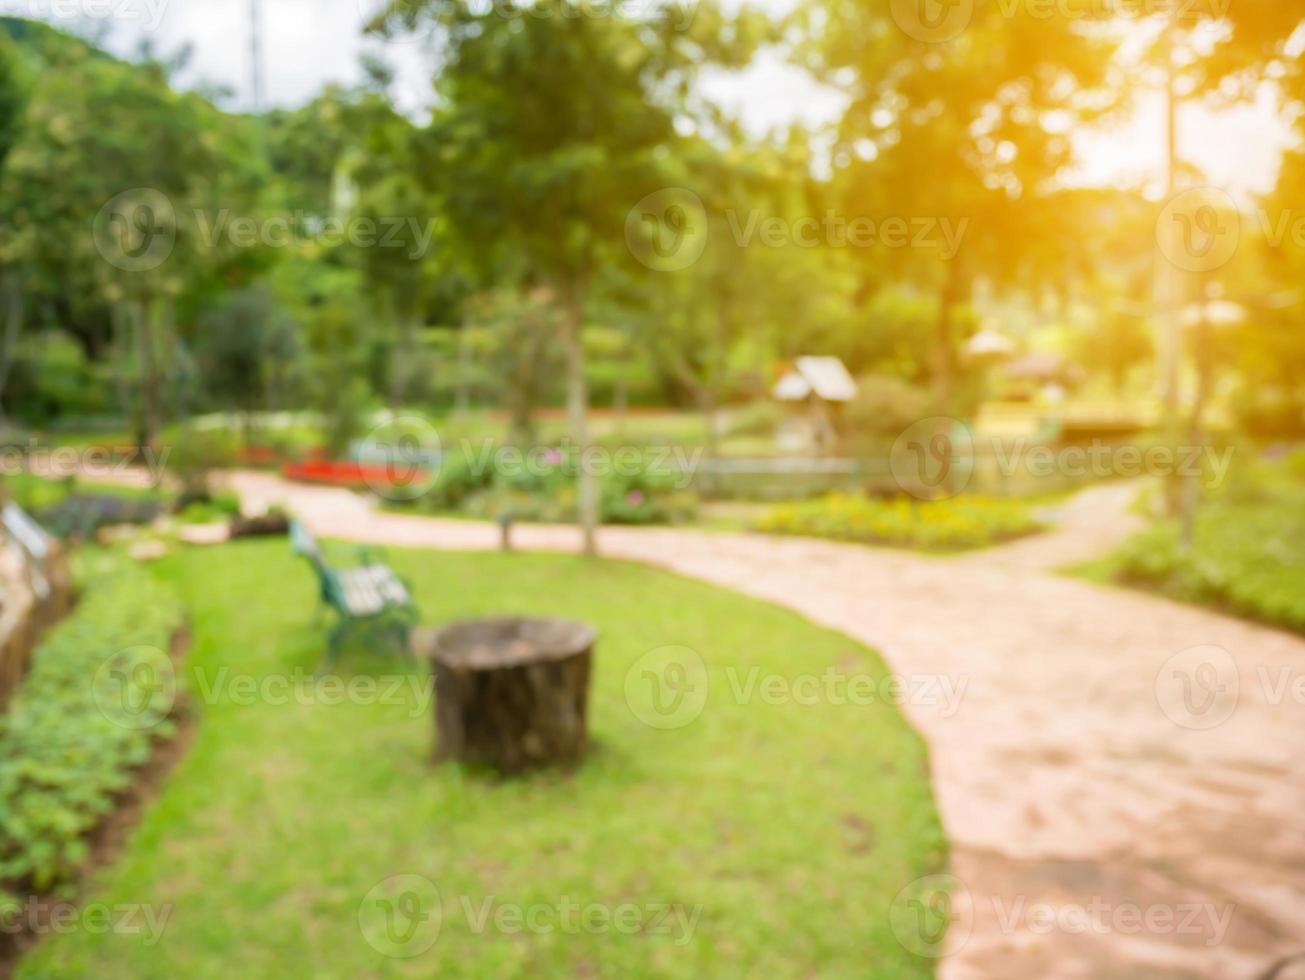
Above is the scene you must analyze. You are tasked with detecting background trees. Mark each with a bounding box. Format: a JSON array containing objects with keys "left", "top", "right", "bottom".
[{"left": 0, "top": 3, "right": 1301, "bottom": 525}]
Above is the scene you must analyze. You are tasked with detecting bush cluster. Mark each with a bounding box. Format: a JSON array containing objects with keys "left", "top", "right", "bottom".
[
  {"left": 0, "top": 558, "right": 184, "bottom": 896},
  {"left": 420, "top": 446, "right": 697, "bottom": 525}
]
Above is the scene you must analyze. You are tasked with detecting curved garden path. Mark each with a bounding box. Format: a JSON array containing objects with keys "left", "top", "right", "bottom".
[{"left": 213, "top": 471, "right": 1304, "bottom": 978}]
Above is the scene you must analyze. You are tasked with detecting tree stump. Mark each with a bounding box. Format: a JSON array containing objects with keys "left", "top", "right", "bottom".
[{"left": 430, "top": 617, "right": 596, "bottom": 774}]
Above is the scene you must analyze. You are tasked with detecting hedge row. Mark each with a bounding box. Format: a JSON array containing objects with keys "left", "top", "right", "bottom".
[{"left": 0, "top": 557, "right": 184, "bottom": 895}]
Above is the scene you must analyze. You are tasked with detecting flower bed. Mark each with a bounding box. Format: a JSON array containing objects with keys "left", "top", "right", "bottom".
[
  {"left": 0, "top": 556, "right": 184, "bottom": 896},
  {"left": 757, "top": 493, "right": 1042, "bottom": 551},
  {"left": 281, "top": 459, "right": 432, "bottom": 491}
]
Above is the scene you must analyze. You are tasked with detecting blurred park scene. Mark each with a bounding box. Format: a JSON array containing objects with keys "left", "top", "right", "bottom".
[{"left": 0, "top": 0, "right": 1303, "bottom": 977}]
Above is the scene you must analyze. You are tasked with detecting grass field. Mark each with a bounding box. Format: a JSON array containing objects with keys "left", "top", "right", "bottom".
[
  {"left": 19, "top": 540, "right": 945, "bottom": 978},
  {"left": 1074, "top": 452, "right": 1305, "bottom": 635}
]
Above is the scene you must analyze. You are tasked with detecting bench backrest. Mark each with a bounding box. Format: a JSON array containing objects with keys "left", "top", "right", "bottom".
[
  {"left": 3, "top": 503, "right": 52, "bottom": 601},
  {"left": 289, "top": 519, "right": 325, "bottom": 566},
  {"left": 289, "top": 519, "right": 347, "bottom": 608}
]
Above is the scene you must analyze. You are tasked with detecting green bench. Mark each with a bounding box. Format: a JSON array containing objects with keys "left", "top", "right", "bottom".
[{"left": 290, "top": 520, "right": 418, "bottom": 669}]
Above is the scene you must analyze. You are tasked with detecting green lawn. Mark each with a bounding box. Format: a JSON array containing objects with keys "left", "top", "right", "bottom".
[
  {"left": 1074, "top": 453, "right": 1305, "bottom": 634},
  {"left": 20, "top": 540, "right": 944, "bottom": 978}
]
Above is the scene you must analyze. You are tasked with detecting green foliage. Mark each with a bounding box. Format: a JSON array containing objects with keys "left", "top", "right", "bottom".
[
  {"left": 1106, "top": 453, "right": 1305, "bottom": 633},
  {"left": 166, "top": 428, "right": 238, "bottom": 490},
  {"left": 318, "top": 377, "right": 372, "bottom": 459},
  {"left": 0, "top": 555, "right": 183, "bottom": 893},
  {"left": 422, "top": 444, "right": 696, "bottom": 525},
  {"left": 1, "top": 334, "right": 117, "bottom": 425},
  {"left": 35, "top": 494, "right": 162, "bottom": 538},
  {"left": 845, "top": 374, "right": 932, "bottom": 440},
  {"left": 191, "top": 286, "right": 303, "bottom": 415},
  {"left": 758, "top": 493, "right": 1041, "bottom": 551},
  {"left": 176, "top": 490, "right": 241, "bottom": 525}
]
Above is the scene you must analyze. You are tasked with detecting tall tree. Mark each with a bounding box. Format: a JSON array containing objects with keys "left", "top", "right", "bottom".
[
  {"left": 1, "top": 49, "right": 243, "bottom": 448},
  {"left": 800, "top": 0, "right": 1116, "bottom": 417},
  {"left": 388, "top": 0, "right": 758, "bottom": 553}
]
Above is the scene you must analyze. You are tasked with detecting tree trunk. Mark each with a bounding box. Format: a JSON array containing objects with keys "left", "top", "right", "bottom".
[
  {"left": 429, "top": 617, "right": 595, "bottom": 774},
  {"left": 389, "top": 303, "right": 418, "bottom": 412},
  {"left": 931, "top": 262, "right": 964, "bottom": 498},
  {"left": 699, "top": 387, "right": 719, "bottom": 499},
  {"left": 111, "top": 303, "right": 132, "bottom": 422},
  {"left": 454, "top": 317, "right": 471, "bottom": 418},
  {"left": 564, "top": 280, "right": 597, "bottom": 557},
  {"left": 1180, "top": 289, "right": 1213, "bottom": 553},
  {"left": 136, "top": 297, "right": 161, "bottom": 455},
  {"left": 612, "top": 366, "right": 628, "bottom": 435},
  {"left": 0, "top": 276, "right": 23, "bottom": 422},
  {"left": 931, "top": 263, "right": 961, "bottom": 417}
]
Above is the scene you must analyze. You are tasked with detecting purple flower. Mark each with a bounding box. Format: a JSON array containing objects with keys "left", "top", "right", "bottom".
[
  {"left": 544, "top": 448, "right": 563, "bottom": 465},
  {"left": 627, "top": 490, "right": 646, "bottom": 506}
]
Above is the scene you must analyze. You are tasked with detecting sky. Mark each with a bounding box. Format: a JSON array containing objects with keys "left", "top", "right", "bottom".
[{"left": 22, "top": 0, "right": 1296, "bottom": 198}]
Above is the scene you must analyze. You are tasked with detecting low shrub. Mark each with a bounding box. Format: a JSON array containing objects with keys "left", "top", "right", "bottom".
[
  {"left": 423, "top": 445, "right": 696, "bottom": 525},
  {"left": 1108, "top": 461, "right": 1305, "bottom": 633},
  {"left": 757, "top": 493, "right": 1042, "bottom": 551},
  {"left": 0, "top": 557, "right": 185, "bottom": 895},
  {"left": 37, "top": 494, "right": 162, "bottom": 538},
  {"left": 176, "top": 489, "right": 242, "bottom": 524}
]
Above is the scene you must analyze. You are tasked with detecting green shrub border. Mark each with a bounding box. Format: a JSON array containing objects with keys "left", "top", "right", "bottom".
[{"left": 0, "top": 556, "right": 186, "bottom": 901}]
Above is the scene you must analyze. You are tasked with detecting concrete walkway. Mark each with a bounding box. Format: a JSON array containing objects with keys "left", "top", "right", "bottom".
[{"left": 220, "top": 470, "right": 1305, "bottom": 979}]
